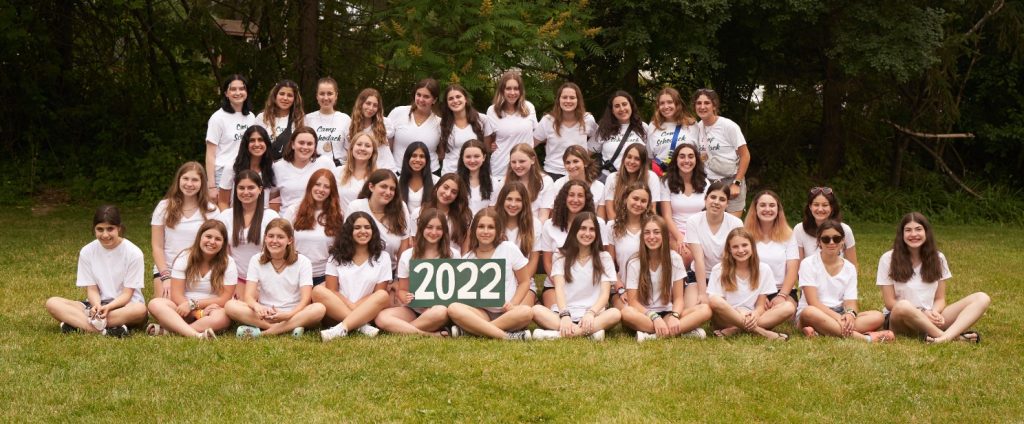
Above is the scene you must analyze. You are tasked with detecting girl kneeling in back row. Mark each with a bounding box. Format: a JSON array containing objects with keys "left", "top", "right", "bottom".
[
  {"left": 317, "top": 212, "right": 394, "bottom": 341},
  {"left": 532, "top": 212, "right": 621, "bottom": 340},
  {"left": 707, "top": 228, "right": 793, "bottom": 340},
  {"left": 798, "top": 220, "right": 892, "bottom": 342},
  {"left": 877, "top": 212, "right": 990, "bottom": 343},
  {"left": 226, "top": 218, "right": 326, "bottom": 337},
  {"left": 147, "top": 220, "right": 235, "bottom": 338}
]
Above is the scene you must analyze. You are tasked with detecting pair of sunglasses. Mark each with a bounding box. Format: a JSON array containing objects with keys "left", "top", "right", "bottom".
[
  {"left": 819, "top": 235, "right": 844, "bottom": 244},
  {"left": 810, "top": 187, "right": 833, "bottom": 196}
]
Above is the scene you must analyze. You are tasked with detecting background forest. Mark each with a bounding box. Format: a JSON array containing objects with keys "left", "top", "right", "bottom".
[{"left": 2, "top": 0, "right": 1022, "bottom": 222}]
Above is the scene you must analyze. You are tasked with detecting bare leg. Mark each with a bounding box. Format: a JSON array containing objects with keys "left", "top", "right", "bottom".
[
  {"left": 224, "top": 299, "right": 272, "bottom": 330},
  {"left": 621, "top": 306, "right": 655, "bottom": 332},
  {"left": 591, "top": 308, "right": 621, "bottom": 331},
  {"left": 103, "top": 302, "right": 148, "bottom": 327},
  {"left": 190, "top": 309, "right": 232, "bottom": 334},
  {"left": 376, "top": 305, "right": 448, "bottom": 336},
  {"left": 889, "top": 300, "right": 942, "bottom": 338},
  {"left": 800, "top": 307, "right": 872, "bottom": 340},
  {"left": 339, "top": 291, "right": 390, "bottom": 332},
  {"left": 313, "top": 285, "right": 353, "bottom": 322},
  {"left": 148, "top": 298, "right": 201, "bottom": 337},
  {"left": 684, "top": 285, "right": 699, "bottom": 309},
  {"left": 449, "top": 303, "right": 533, "bottom": 339},
  {"left": 540, "top": 288, "right": 557, "bottom": 308},
  {"left": 678, "top": 304, "right": 712, "bottom": 334},
  {"left": 519, "top": 291, "right": 537, "bottom": 306},
  {"left": 531, "top": 305, "right": 560, "bottom": 330},
  {"left": 45, "top": 297, "right": 100, "bottom": 333},
  {"left": 263, "top": 303, "right": 326, "bottom": 335},
  {"left": 932, "top": 292, "right": 990, "bottom": 343},
  {"left": 758, "top": 301, "right": 796, "bottom": 330}
]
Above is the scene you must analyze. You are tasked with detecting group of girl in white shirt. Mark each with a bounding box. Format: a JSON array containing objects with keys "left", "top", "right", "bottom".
[{"left": 46, "top": 73, "right": 990, "bottom": 343}]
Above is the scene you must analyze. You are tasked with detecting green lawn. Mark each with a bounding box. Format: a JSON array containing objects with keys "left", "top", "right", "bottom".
[{"left": 1, "top": 205, "right": 1021, "bottom": 422}]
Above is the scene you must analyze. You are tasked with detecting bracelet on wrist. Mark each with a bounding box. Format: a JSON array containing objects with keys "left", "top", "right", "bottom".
[
  {"left": 647, "top": 311, "right": 660, "bottom": 322},
  {"left": 188, "top": 299, "right": 198, "bottom": 311},
  {"left": 844, "top": 309, "right": 858, "bottom": 317},
  {"left": 558, "top": 310, "right": 571, "bottom": 319}
]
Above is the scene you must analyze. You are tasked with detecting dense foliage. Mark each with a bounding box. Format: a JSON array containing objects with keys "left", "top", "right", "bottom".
[{"left": 1, "top": 0, "right": 1021, "bottom": 221}]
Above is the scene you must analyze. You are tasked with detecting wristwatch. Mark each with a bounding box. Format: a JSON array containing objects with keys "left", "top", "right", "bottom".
[
  {"left": 733, "top": 179, "right": 743, "bottom": 186},
  {"left": 612, "top": 287, "right": 625, "bottom": 296},
  {"left": 668, "top": 312, "right": 681, "bottom": 319}
]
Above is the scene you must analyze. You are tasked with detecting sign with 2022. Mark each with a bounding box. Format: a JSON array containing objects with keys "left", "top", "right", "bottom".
[{"left": 408, "top": 259, "right": 505, "bottom": 308}]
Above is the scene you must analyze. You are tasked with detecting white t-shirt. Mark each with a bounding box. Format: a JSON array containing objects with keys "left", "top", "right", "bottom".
[
  {"left": 467, "top": 180, "right": 496, "bottom": 217},
  {"left": 607, "top": 221, "right": 641, "bottom": 280},
  {"left": 797, "top": 254, "right": 858, "bottom": 313},
  {"left": 441, "top": 115, "right": 496, "bottom": 175},
  {"left": 541, "top": 176, "right": 606, "bottom": 210},
  {"left": 539, "top": 218, "right": 612, "bottom": 288},
  {"left": 603, "top": 170, "right": 664, "bottom": 204},
  {"left": 756, "top": 237, "right": 799, "bottom": 289},
  {"left": 345, "top": 199, "right": 411, "bottom": 271},
  {"left": 659, "top": 179, "right": 705, "bottom": 231},
  {"left": 647, "top": 122, "right": 699, "bottom": 166},
  {"left": 216, "top": 208, "right": 281, "bottom": 280},
  {"left": 588, "top": 122, "right": 652, "bottom": 177},
  {"left": 151, "top": 200, "right": 215, "bottom": 270},
  {"left": 281, "top": 206, "right": 334, "bottom": 277},
  {"left": 505, "top": 217, "right": 544, "bottom": 255},
  {"left": 411, "top": 207, "right": 464, "bottom": 258},
  {"left": 246, "top": 253, "right": 313, "bottom": 312},
  {"left": 707, "top": 262, "right": 777, "bottom": 310},
  {"left": 625, "top": 251, "right": 686, "bottom": 312},
  {"left": 171, "top": 254, "right": 238, "bottom": 301},
  {"left": 389, "top": 105, "right": 442, "bottom": 173},
  {"left": 395, "top": 247, "right": 458, "bottom": 279},
  {"left": 696, "top": 116, "right": 746, "bottom": 180},
  {"left": 334, "top": 165, "right": 368, "bottom": 213},
  {"left": 76, "top": 239, "right": 145, "bottom": 303},
  {"left": 255, "top": 112, "right": 290, "bottom": 141},
  {"left": 534, "top": 114, "right": 597, "bottom": 175},
  {"left": 793, "top": 222, "right": 857, "bottom": 258},
  {"left": 272, "top": 155, "right": 336, "bottom": 211},
  {"left": 486, "top": 102, "right": 538, "bottom": 177},
  {"left": 403, "top": 174, "right": 440, "bottom": 216},
  {"left": 206, "top": 109, "right": 257, "bottom": 171},
  {"left": 875, "top": 250, "right": 951, "bottom": 311},
  {"left": 685, "top": 212, "right": 745, "bottom": 277},
  {"left": 304, "top": 111, "right": 352, "bottom": 161},
  {"left": 491, "top": 174, "right": 553, "bottom": 218},
  {"left": 550, "top": 251, "right": 616, "bottom": 319},
  {"left": 463, "top": 241, "right": 529, "bottom": 313},
  {"left": 325, "top": 254, "right": 392, "bottom": 302},
  {"left": 343, "top": 120, "right": 398, "bottom": 172}
]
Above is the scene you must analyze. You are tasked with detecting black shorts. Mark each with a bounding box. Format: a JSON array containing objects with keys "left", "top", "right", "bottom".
[
  {"left": 312, "top": 275, "right": 326, "bottom": 286},
  {"left": 766, "top": 289, "right": 799, "bottom": 302},
  {"left": 79, "top": 299, "right": 113, "bottom": 309}
]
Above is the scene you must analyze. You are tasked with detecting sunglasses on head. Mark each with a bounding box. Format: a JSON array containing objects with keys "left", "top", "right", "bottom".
[
  {"left": 819, "top": 235, "right": 844, "bottom": 244},
  {"left": 810, "top": 187, "right": 833, "bottom": 196}
]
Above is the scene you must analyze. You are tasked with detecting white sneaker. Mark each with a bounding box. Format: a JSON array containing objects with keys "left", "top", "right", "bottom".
[
  {"left": 320, "top": 324, "right": 348, "bottom": 342},
  {"left": 89, "top": 317, "right": 107, "bottom": 332},
  {"left": 589, "top": 329, "right": 605, "bottom": 341},
  {"left": 636, "top": 331, "right": 657, "bottom": 342},
  {"left": 506, "top": 330, "right": 532, "bottom": 341},
  {"left": 683, "top": 328, "right": 707, "bottom": 339},
  {"left": 357, "top": 324, "right": 380, "bottom": 338},
  {"left": 532, "top": 329, "right": 561, "bottom": 340},
  {"left": 449, "top": 325, "right": 463, "bottom": 338}
]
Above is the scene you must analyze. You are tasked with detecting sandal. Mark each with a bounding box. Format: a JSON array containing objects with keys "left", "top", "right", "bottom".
[
  {"left": 773, "top": 332, "right": 790, "bottom": 342},
  {"left": 146, "top": 323, "right": 167, "bottom": 336},
  {"left": 866, "top": 330, "right": 895, "bottom": 343},
  {"left": 958, "top": 330, "right": 981, "bottom": 344}
]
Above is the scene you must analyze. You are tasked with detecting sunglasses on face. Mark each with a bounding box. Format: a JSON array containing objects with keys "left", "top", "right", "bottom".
[
  {"left": 810, "top": 187, "right": 833, "bottom": 196},
  {"left": 819, "top": 235, "right": 844, "bottom": 244}
]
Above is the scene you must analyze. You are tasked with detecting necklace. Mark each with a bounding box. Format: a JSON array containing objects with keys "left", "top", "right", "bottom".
[{"left": 271, "top": 258, "right": 287, "bottom": 273}]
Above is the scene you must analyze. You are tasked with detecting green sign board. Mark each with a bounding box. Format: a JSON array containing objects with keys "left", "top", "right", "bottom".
[{"left": 408, "top": 259, "right": 505, "bottom": 308}]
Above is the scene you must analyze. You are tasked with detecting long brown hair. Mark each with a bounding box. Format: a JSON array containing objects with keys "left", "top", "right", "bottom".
[
  {"left": 439, "top": 84, "right": 485, "bottom": 158},
  {"left": 357, "top": 169, "right": 407, "bottom": 235},
  {"left": 162, "top": 161, "right": 214, "bottom": 228},
  {"left": 467, "top": 207, "right": 505, "bottom": 253},
  {"left": 456, "top": 139, "right": 494, "bottom": 200},
  {"left": 492, "top": 71, "right": 530, "bottom": 118},
  {"left": 743, "top": 190, "right": 793, "bottom": 243},
  {"left": 494, "top": 181, "right": 534, "bottom": 256},
  {"left": 651, "top": 87, "right": 696, "bottom": 130},
  {"left": 183, "top": 220, "right": 230, "bottom": 294},
  {"left": 292, "top": 168, "right": 342, "bottom": 237},
  {"left": 663, "top": 143, "right": 706, "bottom": 195},
  {"left": 889, "top": 212, "right": 943, "bottom": 283},
  {"left": 258, "top": 218, "right": 298, "bottom": 265},
  {"left": 261, "top": 80, "right": 305, "bottom": 137},
  {"left": 563, "top": 145, "right": 597, "bottom": 184},
  {"left": 552, "top": 179, "right": 595, "bottom": 232},
  {"left": 559, "top": 212, "right": 606, "bottom": 285},
  {"left": 230, "top": 170, "right": 266, "bottom": 247},
  {"left": 412, "top": 208, "right": 453, "bottom": 259},
  {"left": 633, "top": 215, "right": 672, "bottom": 306},
  {"left": 719, "top": 228, "right": 760, "bottom": 292},
  {"left": 612, "top": 182, "right": 653, "bottom": 239},
  {"left": 611, "top": 143, "right": 652, "bottom": 204},
  {"left": 503, "top": 143, "right": 545, "bottom": 203},
  {"left": 348, "top": 88, "right": 389, "bottom": 148},
  {"left": 549, "top": 82, "right": 587, "bottom": 137},
  {"left": 422, "top": 173, "right": 472, "bottom": 246}
]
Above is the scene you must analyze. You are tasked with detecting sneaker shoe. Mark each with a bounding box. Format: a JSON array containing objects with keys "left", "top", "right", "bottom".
[
  {"left": 532, "top": 329, "right": 561, "bottom": 340},
  {"left": 636, "top": 331, "right": 657, "bottom": 342},
  {"left": 89, "top": 317, "right": 107, "bottom": 332},
  {"left": 357, "top": 324, "right": 380, "bottom": 338},
  {"left": 60, "top": 322, "right": 79, "bottom": 334},
  {"left": 320, "top": 324, "right": 347, "bottom": 342},
  {"left": 589, "top": 329, "right": 605, "bottom": 341},
  {"left": 291, "top": 327, "right": 305, "bottom": 338},
  {"left": 506, "top": 330, "right": 532, "bottom": 341},
  {"left": 236, "top": 325, "right": 261, "bottom": 339},
  {"left": 683, "top": 328, "right": 707, "bottom": 340},
  {"left": 449, "top": 325, "right": 463, "bottom": 338},
  {"left": 104, "top": 325, "right": 130, "bottom": 338},
  {"left": 198, "top": 328, "right": 217, "bottom": 340}
]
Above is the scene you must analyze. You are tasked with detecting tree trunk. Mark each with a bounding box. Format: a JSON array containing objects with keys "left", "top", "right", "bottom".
[
  {"left": 297, "top": 0, "right": 319, "bottom": 106},
  {"left": 819, "top": 57, "right": 845, "bottom": 178}
]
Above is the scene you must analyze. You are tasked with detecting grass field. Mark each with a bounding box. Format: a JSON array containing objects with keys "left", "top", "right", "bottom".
[{"left": 1, "top": 205, "right": 1021, "bottom": 422}]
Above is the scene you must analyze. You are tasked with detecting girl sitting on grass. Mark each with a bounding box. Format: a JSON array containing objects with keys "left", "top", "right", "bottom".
[
  {"left": 45, "top": 205, "right": 147, "bottom": 336},
  {"left": 146, "top": 220, "right": 235, "bottom": 339},
  {"left": 316, "top": 212, "right": 393, "bottom": 341},
  {"left": 707, "top": 228, "right": 791, "bottom": 340},
  {"left": 225, "top": 218, "right": 326, "bottom": 337},
  {"left": 876, "top": 212, "right": 990, "bottom": 343},
  {"left": 797, "top": 220, "right": 892, "bottom": 342},
  {"left": 621, "top": 215, "right": 711, "bottom": 341},
  {"left": 531, "top": 212, "right": 621, "bottom": 340}
]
